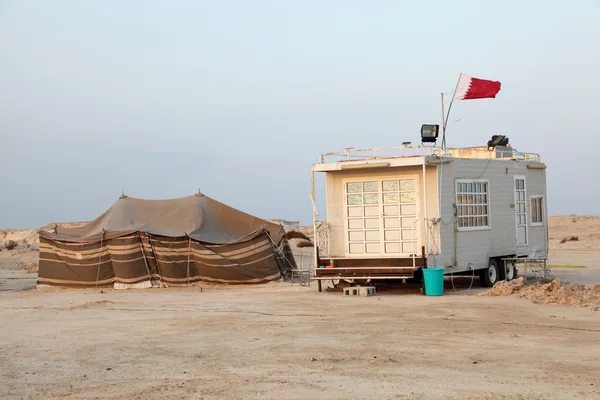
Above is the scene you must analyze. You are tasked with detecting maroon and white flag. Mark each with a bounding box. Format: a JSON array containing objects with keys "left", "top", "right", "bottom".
[{"left": 453, "top": 73, "right": 501, "bottom": 100}]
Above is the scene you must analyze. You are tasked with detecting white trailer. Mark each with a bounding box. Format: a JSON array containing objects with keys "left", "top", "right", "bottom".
[{"left": 310, "top": 142, "right": 548, "bottom": 291}]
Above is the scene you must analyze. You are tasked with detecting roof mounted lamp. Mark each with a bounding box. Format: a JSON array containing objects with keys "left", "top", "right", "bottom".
[
  {"left": 421, "top": 124, "right": 439, "bottom": 144},
  {"left": 487, "top": 135, "right": 509, "bottom": 151}
]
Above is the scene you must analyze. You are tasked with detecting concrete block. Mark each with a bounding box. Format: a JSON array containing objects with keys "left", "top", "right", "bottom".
[
  {"left": 343, "top": 286, "right": 376, "bottom": 296},
  {"left": 358, "top": 286, "right": 376, "bottom": 297}
]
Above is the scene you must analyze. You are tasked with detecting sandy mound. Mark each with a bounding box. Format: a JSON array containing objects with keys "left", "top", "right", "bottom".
[
  {"left": 489, "top": 277, "right": 527, "bottom": 296},
  {"left": 0, "top": 229, "right": 39, "bottom": 249},
  {"left": 0, "top": 246, "right": 38, "bottom": 271},
  {"left": 548, "top": 215, "right": 600, "bottom": 250},
  {"left": 0, "top": 223, "right": 88, "bottom": 272},
  {"left": 484, "top": 277, "right": 600, "bottom": 308},
  {"left": 0, "top": 222, "right": 88, "bottom": 251}
]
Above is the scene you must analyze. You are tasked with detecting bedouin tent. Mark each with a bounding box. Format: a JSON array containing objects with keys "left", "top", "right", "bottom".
[{"left": 38, "top": 193, "right": 296, "bottom": 288}]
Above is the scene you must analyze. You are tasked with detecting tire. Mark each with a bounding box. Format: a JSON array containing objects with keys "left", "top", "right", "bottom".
[
  {"left": 504, "top": 261, "right": 517, "bottom": 281},
  {"left": 480, "top": 259, "right": 500, "bottom": 287}
]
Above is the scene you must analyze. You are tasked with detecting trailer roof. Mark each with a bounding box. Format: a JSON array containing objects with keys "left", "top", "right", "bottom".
[{"left": 312, "top": 145, "right": 541, "bottom": 172}]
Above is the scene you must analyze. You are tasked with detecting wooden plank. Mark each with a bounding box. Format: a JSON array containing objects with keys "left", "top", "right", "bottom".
[
  {"left": 315, "top": 266, "right": 416, "bottom": 270},
  {"left": 315, "top": 269, "right": 415, "bottom": 278},
  {"left": 312, "top": 276, "right": 413, "bottom": 280},
  {"left": 319, "top": 258, "right": 425, "bottom": 268},
  {"left": 316, "top": 275, "right": 413, "bottom": 279},
  {"left": 316, "top": 270, "right": 413, "bottom": 276}
]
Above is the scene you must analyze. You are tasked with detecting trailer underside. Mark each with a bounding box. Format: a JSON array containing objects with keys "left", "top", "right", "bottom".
[{"left": 314, "top": 247, "right": 427, "bottom": 292}]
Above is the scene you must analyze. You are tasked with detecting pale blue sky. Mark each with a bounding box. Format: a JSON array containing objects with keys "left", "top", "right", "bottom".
[{"left": 1, "top": 0, "right": 599, "bottom": 228}]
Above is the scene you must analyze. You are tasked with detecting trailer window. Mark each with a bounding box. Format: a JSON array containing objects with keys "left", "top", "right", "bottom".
[
  {"left": 456, "top": 180, "right": 490, "bottom": 230},
  {"left": 531, "top": 196, "right": 544, "bottom": 225}
]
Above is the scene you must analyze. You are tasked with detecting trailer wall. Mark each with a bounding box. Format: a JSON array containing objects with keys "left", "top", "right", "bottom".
[{"left": 436, "top": 159, "right": 548, "bottom": 272}]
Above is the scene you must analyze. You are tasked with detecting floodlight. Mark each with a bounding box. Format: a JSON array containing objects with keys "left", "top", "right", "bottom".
[
  {"left": 487, "top": 135, "right": 509, "bottom": 150},
  {"left": 421, "top": 124, "right": 439, "bottom": 143}
]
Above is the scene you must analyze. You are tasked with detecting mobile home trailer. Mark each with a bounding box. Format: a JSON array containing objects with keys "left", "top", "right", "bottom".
[{"left": 310, "top": 142, "right": 548, "bottom": 290}]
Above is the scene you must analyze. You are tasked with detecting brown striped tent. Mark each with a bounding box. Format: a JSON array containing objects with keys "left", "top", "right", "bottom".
[{"left": 38, "top": 193, "right": 296, "bottom": 288}]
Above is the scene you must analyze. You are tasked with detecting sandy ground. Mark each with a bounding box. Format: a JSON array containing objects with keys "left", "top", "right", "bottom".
[
  {"left": 0, "top": 217, "right": 599, "bottom": 399},
  {"left": 1, "top": 284, "right": 599, "bottom": 400}
]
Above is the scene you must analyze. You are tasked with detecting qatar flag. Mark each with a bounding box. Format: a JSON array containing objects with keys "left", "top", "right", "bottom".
[{"left": 453, "top": 73, "right": 501, "bottom": 100}]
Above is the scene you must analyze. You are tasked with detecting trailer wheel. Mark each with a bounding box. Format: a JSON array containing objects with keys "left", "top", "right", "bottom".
[
  {"left": 480, "top": 259, "right": 499, "bottom": 287},
  {"left": 504, "top": 261, "right": 516, "bottom": 281}
]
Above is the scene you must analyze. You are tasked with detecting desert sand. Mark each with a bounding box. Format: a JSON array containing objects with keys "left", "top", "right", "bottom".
[{"left": 0, "top": 216, "right": 599, "bottom": 399}]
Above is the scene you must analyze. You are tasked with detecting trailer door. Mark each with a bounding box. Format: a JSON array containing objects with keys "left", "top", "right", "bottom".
[
  {"left": 514, "top": 176, "right": 528, "bottom": 246},
  {"left": 344, "top": 177, "right": 419, "bottom": 257},
  {"left": 381, "top": 179, "right": 419, "bottom": 256}
]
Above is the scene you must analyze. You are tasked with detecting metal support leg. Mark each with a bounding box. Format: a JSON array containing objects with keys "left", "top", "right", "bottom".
[{"left": 318, "top": 280, "right": 322, "bottom": 293}]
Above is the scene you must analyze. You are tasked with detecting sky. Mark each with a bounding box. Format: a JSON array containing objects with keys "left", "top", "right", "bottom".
[{"left": 1, "top": 0, "right": 599, "bottom": 229}]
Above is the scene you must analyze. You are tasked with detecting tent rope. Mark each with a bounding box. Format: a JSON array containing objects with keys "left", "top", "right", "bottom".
[
  {"left": 147, "top": 234, "right": 165, "bottom": 286},
  {"left": 138, "top": 232, "right": 153, "bottom": 282},
  {"left": 189, "top": 238, "right": 204, "bottom": 292},
  {"left": 95, "top": 230, "right": 105, "bottom": 289}
]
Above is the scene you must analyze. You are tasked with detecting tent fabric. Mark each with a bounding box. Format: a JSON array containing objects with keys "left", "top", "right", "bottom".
[
  {"left": 42, "top": 193, "right": 285, "bottom": 244},
  {"left": 38, "top": 194, "right": 295, "bottom": 288}
]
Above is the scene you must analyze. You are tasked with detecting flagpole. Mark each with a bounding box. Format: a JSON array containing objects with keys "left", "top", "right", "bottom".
[
  {"left": 440, "top": 92, "right": 445, "bottom": 139},
  {"left": 441, "top": 73, "right": 463, "bottom": 149}
]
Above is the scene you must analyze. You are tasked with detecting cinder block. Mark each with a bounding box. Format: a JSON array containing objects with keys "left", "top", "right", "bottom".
[
  {"left": 343, "top": 286, "right": 376, "bottom": 296},
  {"left": 343, "top": 287, "right": 360, "bottom": 296},
  {"left": 358, "top": 286, "right": 376, "bottom": 297}
]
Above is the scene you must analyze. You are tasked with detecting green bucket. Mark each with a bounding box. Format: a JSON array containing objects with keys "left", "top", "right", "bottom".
[{"left": 423, "top": 268, "right": 445, "bottom": 296}]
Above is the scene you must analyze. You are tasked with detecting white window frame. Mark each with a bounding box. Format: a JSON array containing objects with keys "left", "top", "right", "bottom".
[
  {"left": 455, "top": 179, "right": 491, "bottom": 232},
  {"left": 530, "top": 195, "right": 545, "bottom": 226}
]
